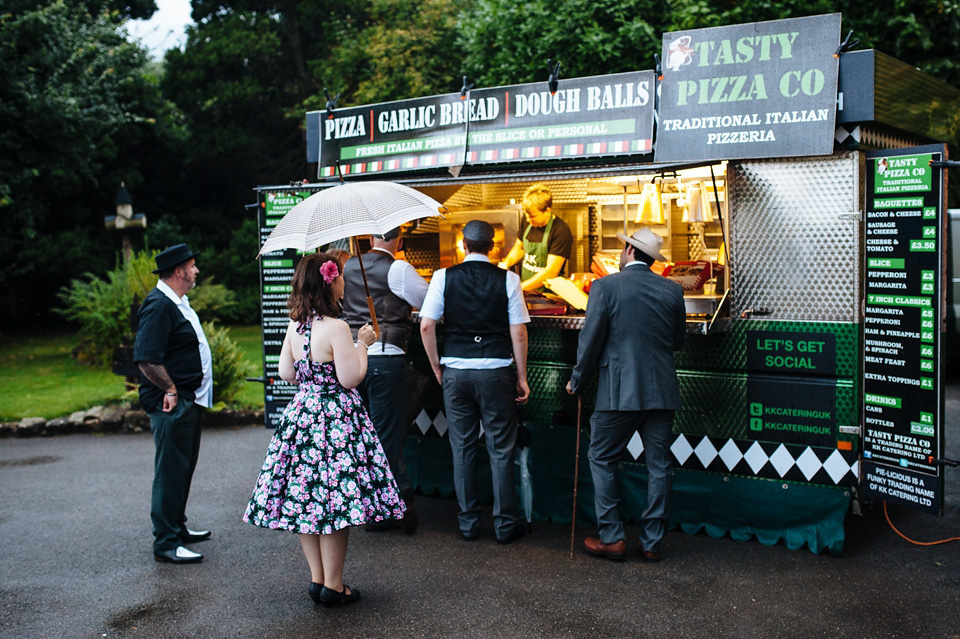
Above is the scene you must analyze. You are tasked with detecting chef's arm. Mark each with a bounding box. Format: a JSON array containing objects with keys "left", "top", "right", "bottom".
[
  {"left": 499, "top": 239, "right": 524, "bottom": 269},
  {"left": 520, "top": 254, "right": 566, "bottom": 292}
]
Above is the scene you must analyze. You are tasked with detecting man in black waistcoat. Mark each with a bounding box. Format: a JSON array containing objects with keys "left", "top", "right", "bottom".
[
  {"left": 420, "top": 220, "right": 531, "bottom": 544},
  {"left": 341, "top": 228, "right": 428, "bottom": 534},
  {"left": 134, "top": 244, "right": 213, "bottom": 564}
]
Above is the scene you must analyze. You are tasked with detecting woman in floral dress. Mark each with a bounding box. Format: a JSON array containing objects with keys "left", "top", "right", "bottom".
[{"left": 244, "top": 252, "right": 405, "bottom": 607}]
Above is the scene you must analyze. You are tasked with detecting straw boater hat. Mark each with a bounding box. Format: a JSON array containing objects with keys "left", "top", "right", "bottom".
[
  {"left": 152, "top": 243, "right": 200, "bottom": 274},
  {"left": 616, "top": 228, "right": 667, "bottom": 262}
]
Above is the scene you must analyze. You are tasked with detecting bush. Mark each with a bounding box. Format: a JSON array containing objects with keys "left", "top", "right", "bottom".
[
  {"left": 204, "top": 321, "right": 255, "bottom": 404},
  {"left": 55, "top": 250, "right": 238, "bottom": 365},
  {"left": 54, "top": 252, "right": 155, "bottom": 365}
]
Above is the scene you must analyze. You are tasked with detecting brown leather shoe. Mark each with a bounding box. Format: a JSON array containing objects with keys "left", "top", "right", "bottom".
[
  {"left": 635, "top": 542, "right": 661, "bottom": 562},
  {"left": 584, "top": 537, "right": 627, "bottom": 561}
]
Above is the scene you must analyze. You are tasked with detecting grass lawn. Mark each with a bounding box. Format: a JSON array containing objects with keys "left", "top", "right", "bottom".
[
  {"left": 228, "top": 325, "right": 267, "bottom": 409},
  {"left": 0, "top": 326, "right": 266, "bottom": 422}
]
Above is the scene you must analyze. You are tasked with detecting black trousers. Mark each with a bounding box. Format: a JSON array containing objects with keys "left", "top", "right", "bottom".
[
  {"left": 358, "top": 356, "right": 411, "bottom": 494},
  {"left": 148, "top": 399, "right": 202, "bottom": 552}
]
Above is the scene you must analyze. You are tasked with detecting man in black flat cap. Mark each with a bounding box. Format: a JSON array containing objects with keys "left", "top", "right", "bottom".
[
  {"left": 134, "top": 243, "right": 213, "bottom": 564},
  {"left": 420, "top": 220, "right": 531, "bottom": 544}
]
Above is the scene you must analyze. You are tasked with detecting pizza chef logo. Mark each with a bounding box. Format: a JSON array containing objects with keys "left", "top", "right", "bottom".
[
  {"left": 666, "top": 35, "right": 695, "bottom": 72},
  {"left": 877, "top": 158, "right": 889, "bottom": 174}
]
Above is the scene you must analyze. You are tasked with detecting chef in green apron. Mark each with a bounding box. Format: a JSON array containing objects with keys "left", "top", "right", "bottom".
[{"left": 499, "top": 183, "right": 573, "bottom": 292}]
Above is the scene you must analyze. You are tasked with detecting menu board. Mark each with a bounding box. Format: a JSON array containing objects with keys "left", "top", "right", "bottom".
[
  {"left": 860, "top": 145, "right": 946, "bottom": 515},
  {"left": 258, "top": 190, "right": 311, "bottom": 428}
]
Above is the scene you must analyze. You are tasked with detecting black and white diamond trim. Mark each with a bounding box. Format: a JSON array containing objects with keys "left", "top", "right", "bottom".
[
  {"left": 629, "top": 433, "right": 859, "bottom": 487},
  {"left": 411, "top": 410, "right": 859, "bottom": 487}
]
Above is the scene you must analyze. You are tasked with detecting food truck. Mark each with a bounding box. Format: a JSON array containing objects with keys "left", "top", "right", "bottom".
[{"left": 256, "top": 14, "right": 958, "bottom": 554}]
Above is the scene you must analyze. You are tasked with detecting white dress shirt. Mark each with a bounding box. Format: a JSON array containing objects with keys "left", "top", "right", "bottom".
[
  {"left": 366, "top": 247, "right": 430, "bottom": 356},
  {"left": 156, "top": 280, "right": 213, "bottom": 408}
]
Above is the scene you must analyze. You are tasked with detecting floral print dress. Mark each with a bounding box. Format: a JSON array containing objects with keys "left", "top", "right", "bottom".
[{"left": 244, "top": 316, "right": 405, "bottom": 534}]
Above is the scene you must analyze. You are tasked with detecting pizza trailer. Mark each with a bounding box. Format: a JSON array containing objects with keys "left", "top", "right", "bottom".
[{"left": 255, "top": 14, "right": 958, "bottom": 554}]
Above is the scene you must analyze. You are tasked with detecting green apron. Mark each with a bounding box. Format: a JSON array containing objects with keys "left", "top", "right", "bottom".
[{"left": 521, "top": 215, "right": 554, "bottom": 288}]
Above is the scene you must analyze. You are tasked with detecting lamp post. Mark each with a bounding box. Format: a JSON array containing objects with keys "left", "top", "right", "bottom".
[{"left": 104, "top": 183, "right": 147, "bottom": 263}]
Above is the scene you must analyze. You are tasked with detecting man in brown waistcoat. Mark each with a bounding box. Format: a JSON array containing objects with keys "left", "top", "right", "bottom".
[{"left": 341, "top": 228, "right": 428, "bottom": 533}]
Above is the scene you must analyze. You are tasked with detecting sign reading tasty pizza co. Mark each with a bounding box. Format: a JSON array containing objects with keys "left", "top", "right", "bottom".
[
  {"left": 656, "top": 14, "right": 841, "bottom": 162},
  {"left": 309, "top": 71, "right": 655, "bottom": 177}
]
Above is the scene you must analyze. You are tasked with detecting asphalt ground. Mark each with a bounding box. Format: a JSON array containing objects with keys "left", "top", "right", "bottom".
[{"left": 1, "top": 382, "right": 958, "bottom": 639}]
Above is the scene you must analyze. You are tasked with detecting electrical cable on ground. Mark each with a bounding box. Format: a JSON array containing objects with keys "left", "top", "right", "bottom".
[{"left": 884, "top": 501, "right": 960, "bottom": 546}]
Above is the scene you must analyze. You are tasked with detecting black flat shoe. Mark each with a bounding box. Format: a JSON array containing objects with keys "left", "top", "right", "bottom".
[
  {"left": 153, "top": 545, "right": 203, "bottom": 564},
  {"left": 318, "top": 585, "right": 361, "bottom": 607},
  {"left": 496, "top": 525, "right": 527, "bottom": 545},
  {"left": 308, "top": 582, "right": 324, "bottom": 603},
  {"left": 181, "top": 528, "right": 211, "bottom": 544}
]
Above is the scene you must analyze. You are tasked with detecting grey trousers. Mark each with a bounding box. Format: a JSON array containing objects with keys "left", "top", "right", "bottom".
[
  {"left": 358, "top": 355, "right": 411, "bottom": 494},
  {"left": 588, "top": 409, "right": 674, "bottom": 553},
  {"left": 148, "top": 399, "right": 202, "bottom": 553},
  {"left": 442, "top": 366, "right": 521, "bottom": 539}
]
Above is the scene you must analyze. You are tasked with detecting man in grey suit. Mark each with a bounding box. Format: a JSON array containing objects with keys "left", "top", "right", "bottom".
[{"left": 566, "top": 227, "right": 686, "bottom": 562}]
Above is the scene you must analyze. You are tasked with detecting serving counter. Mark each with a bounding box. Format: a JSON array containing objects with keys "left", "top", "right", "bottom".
[{"left": 402, "top": 307, "right": 856, "bottom": 556}]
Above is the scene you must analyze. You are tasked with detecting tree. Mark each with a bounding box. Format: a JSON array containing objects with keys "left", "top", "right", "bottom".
[
  {"left": 308, "top": 0, "right": 467, "bottom": 107},
  {"left": 157, "top": 0, "right": 465, "bottom": 324},
  {"left": 457, "top": 0, "right": 960, "bottom": 91},
  {"left": 0, "top": 0, "right": 185, "bottom": 327},
  {"left": 459, "top": 0, "right": 670, "bottom": 87}
]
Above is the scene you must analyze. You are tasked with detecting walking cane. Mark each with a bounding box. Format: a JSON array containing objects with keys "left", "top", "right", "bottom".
[{"left": 570, "top": 393, "right": 582, "bottom": 559}]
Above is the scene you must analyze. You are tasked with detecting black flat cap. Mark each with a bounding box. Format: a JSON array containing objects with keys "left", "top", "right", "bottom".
[{"left": 461, "top": 220, "right": 495, "bottom": 243}]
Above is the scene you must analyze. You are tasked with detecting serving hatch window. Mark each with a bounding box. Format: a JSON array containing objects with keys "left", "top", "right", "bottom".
[{"left": 587, "top": 162, "right": 729, "bottom": 301}]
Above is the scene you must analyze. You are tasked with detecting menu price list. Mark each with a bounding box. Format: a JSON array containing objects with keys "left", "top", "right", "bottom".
[
  {"left": 861, "top": 147, "right": 944, "bottom": 515},
  {"left": 258, "top": 191, "right": 310, "bottom": 426}
]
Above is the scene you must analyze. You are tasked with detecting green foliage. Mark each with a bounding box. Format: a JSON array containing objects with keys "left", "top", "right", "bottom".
[
  {"left": 189, "top": 278, "right": 238, "bottom": 323},
  {"left": 55, "top": 249, "right": 236, "bottom": 365},
  {"left": 456, "top": 0, "right": 960, "bottom": 90},
  {"left": 459, "top": 0, "right": 669, "bottom": 86},
  {"left": 203, "top": 320, "right": 256, "bottom": 404},
  {"left": 0, "top": 325, "right": 265, "bottom": 420},
  {"left": 205, "top": 216, "right": 261, "bottom": 324},
  {"left": 309, "top": 0, "right": 467, "bottom": 107},
  {"left": 2, "top": 0, "right": 159, "bottom": 20},
  {"left": 841, "top": 0, "right": 960, "bottom": 88},
  {"left": 0, "top": 330, "right": 131, "bottom": 421},
  {"left": 224, "top": 324, "right": 266, "bottom": 408},
  {"left": 53, "top": 267, "right": 131, "bottom": 366},
  {"left": 54, "top": 249, "right": 158, "bottom": 364},
  {"left": 0, "top": 1, "right": 186, "bottom": 328}
]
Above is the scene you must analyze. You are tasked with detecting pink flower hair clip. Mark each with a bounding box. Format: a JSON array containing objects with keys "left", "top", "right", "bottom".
[{"left": 319, "top": 260, "right": 339, "bottom": 284}]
